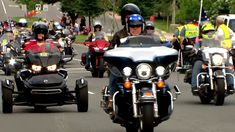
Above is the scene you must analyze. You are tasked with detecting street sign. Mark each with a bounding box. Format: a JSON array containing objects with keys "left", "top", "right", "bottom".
[
  {"left": 43, "top": 4, "right": 48, "bottom": 12},
  {"left": 35, "top": 4, "right": 41, "bottom": 11},
  {"left": 21, "top": 4, "right": 27, "bottom": 11}
]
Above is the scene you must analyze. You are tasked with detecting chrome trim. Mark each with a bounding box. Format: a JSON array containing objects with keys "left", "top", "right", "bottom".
[{"left": 31, "top": 89, "right": 62, "bottom": 95}]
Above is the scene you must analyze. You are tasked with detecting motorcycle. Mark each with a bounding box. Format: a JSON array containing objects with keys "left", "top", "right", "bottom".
[
  {"left": 81, "top": 37, "right": 110, "bottom": 78},
  {"left": 1, "top": 48, "right": 88, "bottom": 113},
  {"left": 58, "top": 34, "right": 76, "bottom": 56},
  {"left": 100, "top": 35, "right": 181, "bottom": 132},
  {"left": 175, "top": 38, "right": 197, "bottom": 73},
  {"left": 0, "top": 39, "right": 21, "bottom": 75},
  {"left": 185, "top": 38, "right": 235, "bottom": 105}
]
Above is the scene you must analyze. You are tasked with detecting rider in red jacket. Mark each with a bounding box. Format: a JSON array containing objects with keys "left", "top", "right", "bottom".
[{"left": 22, "top": 22, "right": 63, "bottom": 54}]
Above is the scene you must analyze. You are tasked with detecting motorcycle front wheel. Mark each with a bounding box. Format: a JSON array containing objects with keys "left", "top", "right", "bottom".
[
  {"left": 214, "top": 78, "right": 225, "bottom": 105},
  {"left": 140, "top": 103, "right": 154, "bottom": 132}
]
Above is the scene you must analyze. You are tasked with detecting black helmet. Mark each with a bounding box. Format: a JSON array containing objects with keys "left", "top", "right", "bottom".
[
  {"left": 121, "top": 3, "right": 141, "bottom": 25},
  {"left": 33, "top": 22, "right": 48, "bottom": 40},
  {"left": 127, "top": 14, "right": 145, "bottom": 32}
]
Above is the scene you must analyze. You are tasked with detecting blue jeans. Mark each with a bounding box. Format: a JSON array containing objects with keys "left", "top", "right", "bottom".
[
  {"left": 85, "top": 50, "right": 90, "bottom": 66},
  {"left": 191, "top": 60, "right": 234, "bottom": 88}
]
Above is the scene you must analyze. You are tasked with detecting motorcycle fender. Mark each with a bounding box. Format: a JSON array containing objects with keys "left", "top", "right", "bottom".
[
  {"left": 76, "top": 78, "right": 88, "bottom": 89},
  {"left": 2, "top": 79, "right": 14, "bottom": 91},
  {"left": 139, "top": 89, "right": 155, "bottom": 103},
  {"left": 214, "top": 70, "right": 225, "bottom": 79}
]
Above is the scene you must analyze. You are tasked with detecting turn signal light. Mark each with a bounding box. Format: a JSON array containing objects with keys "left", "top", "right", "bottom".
[
  {"left": 124, "top": 81, "right": 132, "bottom": 89},
  {"left": 143, "top": 92, "right": 153, "bottom": 97},
  {"left": 156, "top": 80, "right": 165, "bottom": 88},
  {"left": 202, "top": 64, "right": 207, "bottom": 70},
  {"left": 229, "top": 65, "right": 234, "bottom": 70}
]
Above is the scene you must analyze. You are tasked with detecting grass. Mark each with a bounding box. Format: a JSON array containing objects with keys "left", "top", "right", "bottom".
[
  {"left": 12, "top": 17, "right": 41, "bottom": 28},
  {"left": 75, "top": 34, "right": 88, "bottom": 44},
  {"left": 154, "top": 19, "right": 170, "bottom": 32}
]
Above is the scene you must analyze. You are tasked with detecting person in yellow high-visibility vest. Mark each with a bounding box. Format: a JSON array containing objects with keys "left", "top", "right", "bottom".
[
  {"left": 180, "top": 19, "right": 199, "bottom": 49},
  {"left": 215, "top": 16, "right": 234, "bottom": 49},
  {"left": 172, "top": 20, "right": 184, "bottom": 51}
]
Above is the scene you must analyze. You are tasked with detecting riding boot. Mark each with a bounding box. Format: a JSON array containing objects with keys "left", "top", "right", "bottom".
[{"left": 108, "top": 96, "right": 113, "bottom": 110}]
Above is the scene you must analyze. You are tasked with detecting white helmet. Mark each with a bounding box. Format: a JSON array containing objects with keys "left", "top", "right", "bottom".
[{"left": 93, "top": 21, "right": 102, "bottom": 28}]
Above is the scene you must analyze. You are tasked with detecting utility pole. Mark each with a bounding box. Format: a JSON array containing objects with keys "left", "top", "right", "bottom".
[{"left": 172, "top": 0, "right": 176, "bottom": 24}]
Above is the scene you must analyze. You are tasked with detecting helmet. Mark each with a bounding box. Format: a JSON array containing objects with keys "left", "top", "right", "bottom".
[
  {"left": 53, "top": 22, "right": 63, "bottom": 30},
  {"left": 93, "top": 21, "right": 102, "bottom": 31},
  {"left": 127, "top": 14, "right": 145, "bottom": 33},
  {"left": 201, "top": 23, "right": 215, "bottom": 32},
  {"left": 121, "top": 3, "right": 141, "bottom": 25},
  {"left": 18, "top": 18, "right": 27, "bottom": 27},
  {"left": 33, "top": 22, "right": 49, "bottom": 40},
  {"left": 145, "top": 21, "right": 155, "bottom": 30}
]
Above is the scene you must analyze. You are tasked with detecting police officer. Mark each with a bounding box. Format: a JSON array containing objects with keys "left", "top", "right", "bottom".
[{"left": 180, "top": 18, "right": 199, "bottom": 48}]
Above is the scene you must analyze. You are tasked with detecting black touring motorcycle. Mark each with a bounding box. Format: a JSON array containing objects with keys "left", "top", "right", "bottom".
[
  {"left": 1, "top": 47, "right": 88, "bottom": 113},
  {"left": 101, "top": 36, "right": 181, "bottom": 132}
]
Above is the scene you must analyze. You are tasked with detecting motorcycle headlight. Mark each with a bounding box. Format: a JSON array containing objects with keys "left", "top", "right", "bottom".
[
  {"left": 123, "top": 67, "right": 132, "bottom": 77},
  {"left": 212, "top": 54, "right": 223, "bottom": 66},
  {"left": 9, "top": 58, "right": 16, "bottom": 65},
  {"left": 47, "top": 64, "right": 57, "bottom": 71},
  {"left": 136, "top": 63, "right": 152, "bottom": 80},
  {"left": 32, "top": 65, "right": 42, "bottom": 72},
  {"left": 155, "top": 66, "right": 165, "bottom": 76}
]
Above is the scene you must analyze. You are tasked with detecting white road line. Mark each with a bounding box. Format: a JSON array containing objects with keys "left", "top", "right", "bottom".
[
  {"left": 8, "top": 5, "right": 19, "bottom": 7},
  {"left": 1, "top": 0, "right": 7, "bottom": 14},
  {"left": 73, "top": 58, "right": 81, "bottom": 61},
  {"left": 88, "top": 91, "right": 95, "bottom": 94},
  {"left": 56, "top": 14, "right": 61, "bottom": 19}
]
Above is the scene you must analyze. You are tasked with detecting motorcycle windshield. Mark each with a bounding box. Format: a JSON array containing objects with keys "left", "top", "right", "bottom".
[
  {"left": 26, "top": 48, "right": 61, "bottom": 67},
  {"left": 119, "top": 35, "right": 162, "bottom": 47},
  {"left": 200, "top": 32, "right": 220, "bottom": 48},
  {"left": 104, "top": 43, "right": 178, "bottom": 69}
]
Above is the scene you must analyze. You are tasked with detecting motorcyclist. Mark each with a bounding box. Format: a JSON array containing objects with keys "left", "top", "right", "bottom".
[
  {"left": 22, "top": 22, "right": 63, "bottom": 54},
  {"left": 109, "top": 3, "right": 141, "bottom": 49},
  {"left": 190, "top": 20, "right": 234, "bottom": 95},
  {"left": 107, "top": 14, "right": 145, "bottom": 114},
  {"left": 84, "top": 21, "right": 108, "bottom": 69},
  {"left": 172, "top": 20, "right": 184, "bottom": 51},
  {"left": 0, "top": 27, "right": 15, "bottom": 55}
]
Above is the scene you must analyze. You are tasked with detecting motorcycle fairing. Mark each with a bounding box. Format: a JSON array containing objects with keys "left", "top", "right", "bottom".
[{"left": 104, "top": 46, "right": 178, "bottom": 68}]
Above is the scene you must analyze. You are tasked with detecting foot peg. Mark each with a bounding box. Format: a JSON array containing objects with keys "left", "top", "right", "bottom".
[{"left": 173, "top": 85, "right": 181, "bottom": 101}]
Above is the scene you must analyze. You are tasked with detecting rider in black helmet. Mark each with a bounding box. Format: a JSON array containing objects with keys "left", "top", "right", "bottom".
[
  {"left": 109, "top": 3, "right": 141, "bottom": 49},
  {"left": 107, "top": 4, "right": 141, "bottom": 116}
]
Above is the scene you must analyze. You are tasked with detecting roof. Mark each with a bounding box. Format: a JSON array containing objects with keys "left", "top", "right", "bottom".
[{"left": 218, "top": 14, "right": 235, "bottom": 19}]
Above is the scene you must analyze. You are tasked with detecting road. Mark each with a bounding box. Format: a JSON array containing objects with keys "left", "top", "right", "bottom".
[
  {"left": 0, "top": 44, "right": 235, "bottom": 132},
  {"left": 0, "top": 0, "right": 25, "bottom": 20}
]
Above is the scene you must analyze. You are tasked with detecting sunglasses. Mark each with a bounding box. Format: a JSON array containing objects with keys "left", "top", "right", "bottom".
[
  {"left": 129, "top": 25, "right": 141, "bottom": 28},
  {"left": 146, "top": 27, "right": 154, "bottom": 30}
]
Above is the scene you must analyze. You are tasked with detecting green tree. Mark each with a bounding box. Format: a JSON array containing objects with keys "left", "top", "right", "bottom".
[
  {"left": 176, "top": 0, "right": 200, "bottom": 22},
  {"left": 60, "top": 0, "right": 103, "bottom": 26},
  {"left": 15, "top": 0, "right": 42, "bottom": 10}
]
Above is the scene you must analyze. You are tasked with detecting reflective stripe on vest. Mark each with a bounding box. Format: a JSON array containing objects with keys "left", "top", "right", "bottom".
[
  {"left": 219, "top": 24, "right": 231, "bottom": 48},
  {"left": 184, "top": 24, "right": 198, "bottom": 38},
  {"left": 177, "top": 26, "right": 184, "bottom": 39}
]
